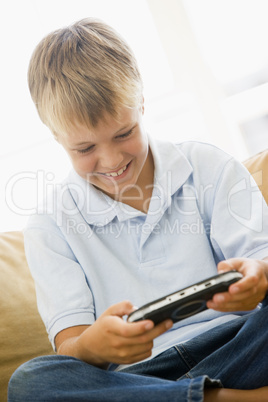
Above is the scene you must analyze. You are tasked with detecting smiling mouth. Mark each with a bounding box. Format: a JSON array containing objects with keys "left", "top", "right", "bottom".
[{"left": 101, "top": 162, "right": 131, "bottom": 178}]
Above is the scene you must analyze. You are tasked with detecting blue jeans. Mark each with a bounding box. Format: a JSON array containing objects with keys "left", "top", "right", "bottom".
[{"left": 8, "top": 297, "right": 268, "bottom": 402}]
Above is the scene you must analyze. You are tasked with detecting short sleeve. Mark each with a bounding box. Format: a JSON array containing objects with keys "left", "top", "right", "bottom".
[
  {"left": 24, "top": 215, "right": 95, "bottom": 350},
  {"left": 210, "top": 157, "right": 268, "bottom": 261}
]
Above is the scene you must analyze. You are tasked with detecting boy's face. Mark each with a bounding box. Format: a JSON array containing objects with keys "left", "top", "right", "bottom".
[{"left": 58, "top": 105, "right": 152, "bottom": 200}]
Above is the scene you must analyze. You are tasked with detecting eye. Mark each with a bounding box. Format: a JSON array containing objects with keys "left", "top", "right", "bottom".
[
  {"left": 77, "top": 144, "right": 95, "bottom": 154},
  {"left": 117, "top": 127, "right": 134, "bottom": 139}
]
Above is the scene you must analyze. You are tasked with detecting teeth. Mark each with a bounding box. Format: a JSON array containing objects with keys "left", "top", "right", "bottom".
[{"left": 105, "top": 164, "right": 127, "bottom": 177}]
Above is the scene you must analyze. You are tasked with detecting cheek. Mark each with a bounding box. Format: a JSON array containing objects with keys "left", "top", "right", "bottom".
[
  {"left": 72, "top": 156, "right": 96, "bottom": 175},
  {"left": 124, "top": 136, "right": 148, "bottom": 157}
]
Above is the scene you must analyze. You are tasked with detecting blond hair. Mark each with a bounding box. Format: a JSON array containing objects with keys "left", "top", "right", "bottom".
[{"left": 28, "top": 18, "right": 143, "bottom": 136}]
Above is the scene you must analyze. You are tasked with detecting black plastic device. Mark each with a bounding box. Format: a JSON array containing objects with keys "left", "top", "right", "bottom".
[{"left": 127, "top": 271, "right": 243, "bottom": 325}]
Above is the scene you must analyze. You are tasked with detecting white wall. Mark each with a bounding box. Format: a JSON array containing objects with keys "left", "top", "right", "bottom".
[{"left": 2, "top": 0, "right": 268, "bottom": 232}]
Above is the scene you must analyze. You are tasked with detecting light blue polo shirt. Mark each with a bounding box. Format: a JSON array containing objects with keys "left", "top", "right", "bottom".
[{"left": 24, "top": 139, "right": 268, "bottom": 368}]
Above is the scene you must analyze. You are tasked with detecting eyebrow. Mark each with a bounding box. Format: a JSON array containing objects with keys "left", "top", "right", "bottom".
[
  {"left": 73, "top": 124, "right": 134, "bottom": 147},
  {"left": 74, "top": 140, "right": 94, "bottom": 147}
]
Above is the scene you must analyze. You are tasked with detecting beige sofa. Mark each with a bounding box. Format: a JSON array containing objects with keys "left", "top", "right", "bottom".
[
  {"left": 1, "top": 149, "right": 268, "bottom": 401},
  {"left": 0, "top": 232, "right": 54, "bottom": 401}
]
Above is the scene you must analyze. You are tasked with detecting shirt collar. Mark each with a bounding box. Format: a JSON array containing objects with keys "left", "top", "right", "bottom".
[
  {"left": 66, "top": 136, "right": 193, "bottom": 226},
  {"left": 150, "top": 136, "right": 193, "bottom": 198}
]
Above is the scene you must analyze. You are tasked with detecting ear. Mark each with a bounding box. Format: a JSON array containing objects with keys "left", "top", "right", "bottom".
[
  {"left": 53, "top": 133, "right": 60, "bottom": 143},
  {"left": 141, "top": 96, "right": 145, "bottom": 115}
]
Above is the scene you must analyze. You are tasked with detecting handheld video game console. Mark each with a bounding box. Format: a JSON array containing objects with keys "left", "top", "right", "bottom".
[{"left": 127, "top": 270, "right": 243, "bottom": 325}]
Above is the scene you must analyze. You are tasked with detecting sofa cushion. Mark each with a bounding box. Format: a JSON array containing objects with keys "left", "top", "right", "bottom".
[
  {"left": 0, "top": 231, "right": 54, "bottom": 401},
  {"left": 244, "top": 149, "right": 268, "bottom": 204}
]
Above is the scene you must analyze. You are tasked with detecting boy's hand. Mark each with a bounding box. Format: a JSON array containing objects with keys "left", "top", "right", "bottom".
[
  {"left": 78, "top": 300, "right": 173, "bottom": 367},
  {"left": 207, "top": 258, "right": 268, "bottom": 312}
]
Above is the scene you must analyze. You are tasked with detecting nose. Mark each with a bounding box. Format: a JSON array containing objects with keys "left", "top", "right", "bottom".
[{"left": 98, "top": 145, "right": 124, "bottom": 171}]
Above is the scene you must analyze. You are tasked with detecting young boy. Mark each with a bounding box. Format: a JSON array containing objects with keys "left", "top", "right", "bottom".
[{"left": 8, "top": 18, "right": 268, "bottom": 401}]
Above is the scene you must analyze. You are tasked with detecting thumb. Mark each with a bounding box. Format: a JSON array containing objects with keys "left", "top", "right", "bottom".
[
  {"left": 104, "top": 300, "right": 136, "bottom": 318},
  {"left": 217, "top": 259, "right": 239, "bottom": 273},
  {"left": 217, "top": 258, "right": 250, "bottom": 275}
]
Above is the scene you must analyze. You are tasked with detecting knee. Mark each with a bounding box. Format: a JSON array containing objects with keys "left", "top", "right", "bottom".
[
  {"left": 8, "top": 359, "right": 38, "bottom": 401},
  {"left": 8, "top": 356, "right": 58, "bottom": 401},
  {"left": 8, "top": 355, "right": 90, "bottom": 401}
]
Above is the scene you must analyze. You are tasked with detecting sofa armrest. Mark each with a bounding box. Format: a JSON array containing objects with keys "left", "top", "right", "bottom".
[
  {"left": 244, "top": 149, "right": 268, "bottom": 204},
  {"left": 0, "top": 231, "right": 54, "bottom": 401}
]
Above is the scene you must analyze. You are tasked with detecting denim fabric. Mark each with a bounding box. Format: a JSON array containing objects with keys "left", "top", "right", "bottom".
[
  {"left": 8, "top": 298, "right": 268, "bottom": 402},
  {"left": 178, "top": 296, "right": 268, "bottom": 390},
  {"left": 8, "top": 355, "right": 220, "bottom": 402}
]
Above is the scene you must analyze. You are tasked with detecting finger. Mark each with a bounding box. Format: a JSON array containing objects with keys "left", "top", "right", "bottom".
[
  {"left": 112, "top": 318, "right": 173, "bottom": 343},
  {"left": 210, "top": 284, "right": 258, "bottom": 305},
  {"left": 109, "top": 320, "right": 173, "bottom": 363},
  {"left": 228, "top": 274, "right": 258, "bottom": 295},
  {"left": 207, "top": 298, "right": 260, "bottom": 312},
  {"left": 207, "top": 288, "right": 260, "bottom": 311},
  {"left": 100, "top": 315, "right": 153, "bottom": 340},
  {"left": 213, "top": 282, "right": 258, "bottom": 303},
  {"left": 145, "top": 319, "right": 173, "bottom": 340},
  {"left": 104, "top": 301, "right": 167, "bottom": 336},
  {"left": 217, "top": 259, "right": 261, "bottom": 293}
]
